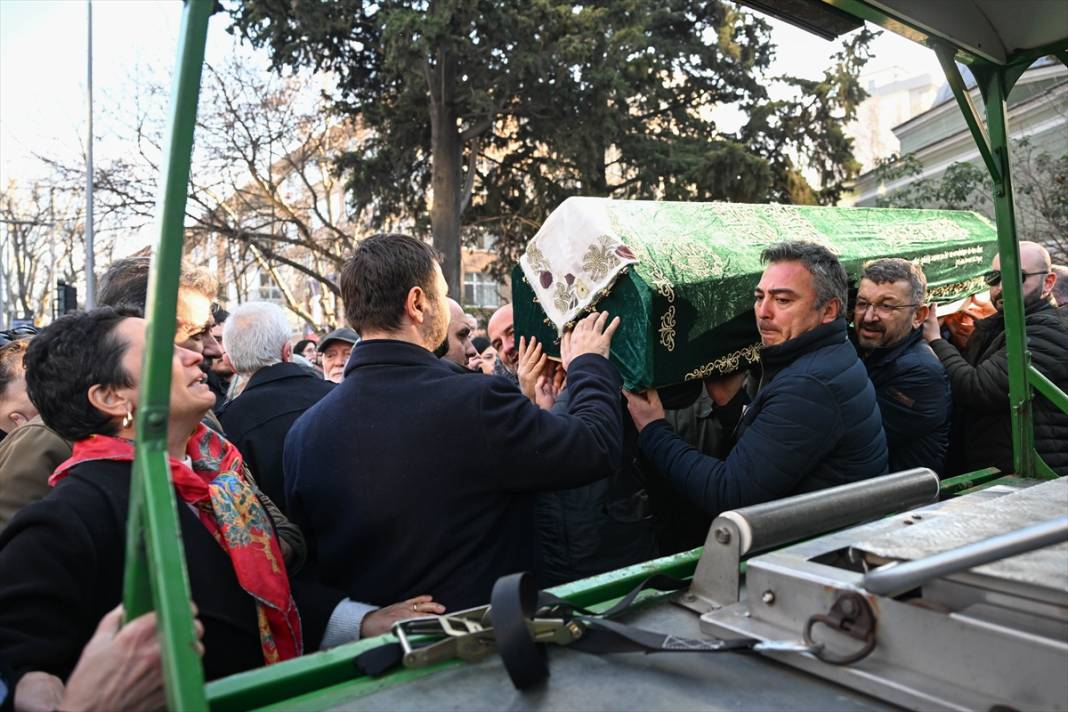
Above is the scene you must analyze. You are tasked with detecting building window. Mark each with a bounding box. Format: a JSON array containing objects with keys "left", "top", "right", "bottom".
[
  {"left": 468, "top": 232, "right": 497, "bottom": 250},
  {"left": 464, "top": 271, "right": 501, "bottom": 308},
  {"left": 257, "top": 272, "right": 283, "bottom": 302}
]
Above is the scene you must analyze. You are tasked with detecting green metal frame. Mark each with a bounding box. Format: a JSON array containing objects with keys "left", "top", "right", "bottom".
[
  {"left": 125, "top": 0, "right": 1067, "bottom": 709},
  {"left": 123, "top": 1, "right": 214, "bottom": 710}
]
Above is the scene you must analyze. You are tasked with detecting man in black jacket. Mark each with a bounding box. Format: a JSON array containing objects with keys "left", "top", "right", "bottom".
[
  {"left": 924, "top": 241, "right": 1068, "bottom": 476},
  {"left": 284, "top": 233, "right": 624, "bottom": 611},
  {"left": 217, "top": 302, "right": 335, "bottom": 511},
  {"left": 854, "top": 259, "right": 951, "bottom": 474},
  {"left": 625, "top": 241, "right": 887, "bottom": 517}
]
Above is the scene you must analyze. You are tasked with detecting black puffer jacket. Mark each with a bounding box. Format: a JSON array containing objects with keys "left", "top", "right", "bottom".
[
  {"left": 639, "top": 318, "right": 888, "bottom": 516},
  {"left": 932, "top": 299, "right": 1068, "bottom": 476}
]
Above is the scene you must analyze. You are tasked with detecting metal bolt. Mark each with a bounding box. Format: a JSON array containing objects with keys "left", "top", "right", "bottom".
[
  {"left": 840, "top": 598, "right": 857, "bottom": 616},
  {"left": 682, "top": 593, "right": 697, "bottom": 602},
  {"left": 147, "top": 412, "right": 165, "bottom": 428},
  {"left": 714, "top": 527, "right": 731, "bottom": 545},
  {"left": 761, "top": 590, "right": 775, "bottom": 606}
]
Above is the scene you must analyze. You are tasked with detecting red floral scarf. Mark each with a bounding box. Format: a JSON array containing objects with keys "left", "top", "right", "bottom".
[{"left": 51, "top": 424, "right": 302, "bottom": 664}]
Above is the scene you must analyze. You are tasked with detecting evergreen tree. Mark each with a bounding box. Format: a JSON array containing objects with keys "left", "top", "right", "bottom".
[{"left": 230, "top": 1, "right": 874, "bottom": 291}]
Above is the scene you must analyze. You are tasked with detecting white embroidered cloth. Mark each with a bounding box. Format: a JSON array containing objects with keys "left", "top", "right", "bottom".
[{"left": 518, "top": 197, "right": 639, "bottom": 331}]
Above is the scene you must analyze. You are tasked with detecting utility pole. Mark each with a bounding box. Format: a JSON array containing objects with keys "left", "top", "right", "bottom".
[{"left": 85, "top": 0, "right": 95, "bottom": 308}]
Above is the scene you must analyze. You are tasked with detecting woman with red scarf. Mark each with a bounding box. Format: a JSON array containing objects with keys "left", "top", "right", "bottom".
[{"left": 0, "top": 308, "right": 441, "bottom": 691}]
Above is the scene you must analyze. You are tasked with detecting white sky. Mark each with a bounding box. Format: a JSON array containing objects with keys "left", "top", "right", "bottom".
[{"left": 0, "top": 0, "right": 943, "bottom": 187}]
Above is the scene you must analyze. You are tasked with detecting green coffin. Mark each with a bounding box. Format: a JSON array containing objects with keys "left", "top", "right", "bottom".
[{"left": 511, "top": 198, "right": 997, "bottom": 391}]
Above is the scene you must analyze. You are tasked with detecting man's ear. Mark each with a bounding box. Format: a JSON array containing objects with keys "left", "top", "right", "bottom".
[
  {"left": 87, "top": 384, "right": 132, "bottom": 420},
  {"left": 1042, "top": 271, "right": 1056, "bottom": 299},
  {"left": 9, "top": 411, "right": 30, "bottom": 429},
  {"left": 405, "top": 286, "right": 427, "bottom": 326},
  {"left": 281, "top": 342, "right": 292, "bottom": 363},
  {"left": 821, "top": 298, "right": 841, "bottom": 324},
  {"left": 913, "top": 303, "right": 930, "bottom": 329}
]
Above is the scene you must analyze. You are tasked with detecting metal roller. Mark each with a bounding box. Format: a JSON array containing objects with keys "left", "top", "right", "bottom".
[
  {"left": 725, "top": 468, "right": 941, "bottom": 556},
  {"left": 682, "top": 468, "right": 940, "bottom": 612}
]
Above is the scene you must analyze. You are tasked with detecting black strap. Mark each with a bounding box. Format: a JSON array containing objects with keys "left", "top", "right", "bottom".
[
  {"left": 353, "top": 642, "right": 404, "bottom": 676},
  {"left": 570, "top": 617, "right": 760, "bottom": 656},
  {"left": 495, "top": 572, "right": 761, "bottom": 688},
  {"left": 537, "top": 573, "right": 690, "bottom": 619},
  {"left": 350, "top": 571, "right": 760, "bottom": 688},
  {"left": 490, "top": 572, "right": 550, "bottom": 689}
]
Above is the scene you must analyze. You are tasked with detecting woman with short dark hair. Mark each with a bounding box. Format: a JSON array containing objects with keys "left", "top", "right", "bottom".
[{"left": 0, "top": 308, "right": 440, "bottom": 689}]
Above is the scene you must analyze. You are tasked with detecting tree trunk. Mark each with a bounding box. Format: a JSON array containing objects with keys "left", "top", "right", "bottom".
[{"left": 426, "top": 46, "right": 464, "bottom": 300}]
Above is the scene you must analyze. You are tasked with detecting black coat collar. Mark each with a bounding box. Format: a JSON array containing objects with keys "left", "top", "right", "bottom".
[
  {"left": 344, "top": 339, "right": 447, "bottom": 377},
  {"left": 244, "top": 361, "right": 324, "bottom": 391}
]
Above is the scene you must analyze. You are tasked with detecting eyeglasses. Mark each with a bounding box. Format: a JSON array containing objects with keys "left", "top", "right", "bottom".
[
  {"left": 984, "top": 269, "right": 1048, "bottom": 287},
  {"left": 854, "top": 300, "right": 918, "bottom": 318}
]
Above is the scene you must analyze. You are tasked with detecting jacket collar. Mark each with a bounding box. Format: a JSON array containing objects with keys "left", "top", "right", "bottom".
[
  {"left": 244, "top": 361, "right": 324, "bottom": 390},
  {"left": 860, "top": 325, "right": 924, "bottom": 370},
  {"left": 344, "top": 338, "right": 448, "bottom": 377},
  {"left": 760, "top": 317, "right": 848, "bottom": 377},
  {"left": 969, "top": 297, "right": 1057, "bottom": 356}
]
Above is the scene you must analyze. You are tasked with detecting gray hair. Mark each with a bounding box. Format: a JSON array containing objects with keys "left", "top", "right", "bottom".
[
  {"left": 861, "top": 258, "right": 927, "bottom": 306},
  {"left": 222, "top": 301, "right": 291, "bottom": 374},
  {"left": 760, "top": 241, "right": 848, "bottom": 317}
]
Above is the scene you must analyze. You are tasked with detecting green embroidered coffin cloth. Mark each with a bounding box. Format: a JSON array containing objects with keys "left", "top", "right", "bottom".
[{"left": 512, "top": 198, "right": 997, "bottom": 391}]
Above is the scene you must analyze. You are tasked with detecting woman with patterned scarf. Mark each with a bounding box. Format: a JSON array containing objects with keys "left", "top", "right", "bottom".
[{"left": 0, "top": 308, "right": 442, "bottom": 691}]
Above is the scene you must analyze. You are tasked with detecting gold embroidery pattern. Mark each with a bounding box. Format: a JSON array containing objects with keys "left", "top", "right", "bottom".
[
  {"left": 659, "top": 306, "right": 677, "bottom": 352},
  {"left": 927, "top": 276, "right": 987, "bottom": 301},
  {"left": 683, "top": 343, "right": 762, "bottom": 380},
  {"left": 526, "top": 244, "right": 550, "bottom": 272},
  {"left": 581, "top": 236, "right": 620, "bottom": 282},
  {"left": 553, "top": 281, "right": 577, "bottom": 314},
  {"left": 880, "top": 218, "right": 969, "bottom": 248}
]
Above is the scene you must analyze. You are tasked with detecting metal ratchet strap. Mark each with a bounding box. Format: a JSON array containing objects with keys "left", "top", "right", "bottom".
[{"left": 490, "top": 572, "right": 801, "bottom": 689}]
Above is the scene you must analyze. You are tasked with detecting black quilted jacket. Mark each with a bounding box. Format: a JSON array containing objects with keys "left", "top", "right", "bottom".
[{"left": 933, "top": 299, "right": 1068, "bottom": 476}]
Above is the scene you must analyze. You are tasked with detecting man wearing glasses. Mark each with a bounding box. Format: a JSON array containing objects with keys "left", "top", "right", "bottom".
[
  {"left": 854, "top": 259, "right": 951, "bottom": 475},
  {"left": 922, "top": 241, "right": 1068, "bottom": 477}
]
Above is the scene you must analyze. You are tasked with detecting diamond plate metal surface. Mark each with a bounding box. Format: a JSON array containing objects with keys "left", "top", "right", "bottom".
[{"left": 853, "top": 478, "right": 1068, "bottom": 593}]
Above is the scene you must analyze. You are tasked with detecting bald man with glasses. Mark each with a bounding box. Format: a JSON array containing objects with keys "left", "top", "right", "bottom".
[{"left": 922, "top": 241, "right": 1068, "bottom": 476}]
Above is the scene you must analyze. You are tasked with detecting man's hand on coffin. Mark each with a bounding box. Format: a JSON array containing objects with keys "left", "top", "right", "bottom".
[
  {"left": 517, "top": 336, "right": 549, "bottom": 404},
  {"left": 561, "top": 311, "right": 621, "bottom": 368},
  {"left": 623, "top": 388, "right": 665, "bottom": 432},
  {"left": 922, "top": 303, "right": 943, "bottom": 343},
  {"left": 534, "top": 364, "right": 561, "bottom": 411}
]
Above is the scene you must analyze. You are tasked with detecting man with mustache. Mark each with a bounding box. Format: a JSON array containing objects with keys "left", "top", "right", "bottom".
[
  {"left": 854, "top": 259, "right": 951, "bottom": 474},
  {"left": 923, "top": 241, "right": 1068, "bottom": 476},
  {"left": 625, "top": 241, "right": 886, "bottom": 517}
]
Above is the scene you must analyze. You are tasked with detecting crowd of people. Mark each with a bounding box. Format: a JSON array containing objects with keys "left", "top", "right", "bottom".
[{"left": 0, "top": 233, "right": 1065, "bottom": 709}]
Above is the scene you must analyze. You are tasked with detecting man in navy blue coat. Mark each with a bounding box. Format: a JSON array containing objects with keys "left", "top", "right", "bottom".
[
  {"left": 853, "top": 259, "right": 951, "bottom": 474},
  {"left": 283, "top": 233, "right": 624, "bottom": 611},
  {"left": 625, "top": 241, "right": 887, "bottom": 517}
]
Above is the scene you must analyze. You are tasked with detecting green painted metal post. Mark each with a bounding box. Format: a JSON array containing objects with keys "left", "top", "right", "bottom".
[
  {"left": 122, "top": 1, "right": 214, "bottom": 709},
  {"left": 979, "top": 64, "right": 1035, "bottom": 478}
]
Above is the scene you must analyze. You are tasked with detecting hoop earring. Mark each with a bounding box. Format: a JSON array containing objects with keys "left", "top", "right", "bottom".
[{"left": 121, "top": 408, "right": 134, "bottom": 430}]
